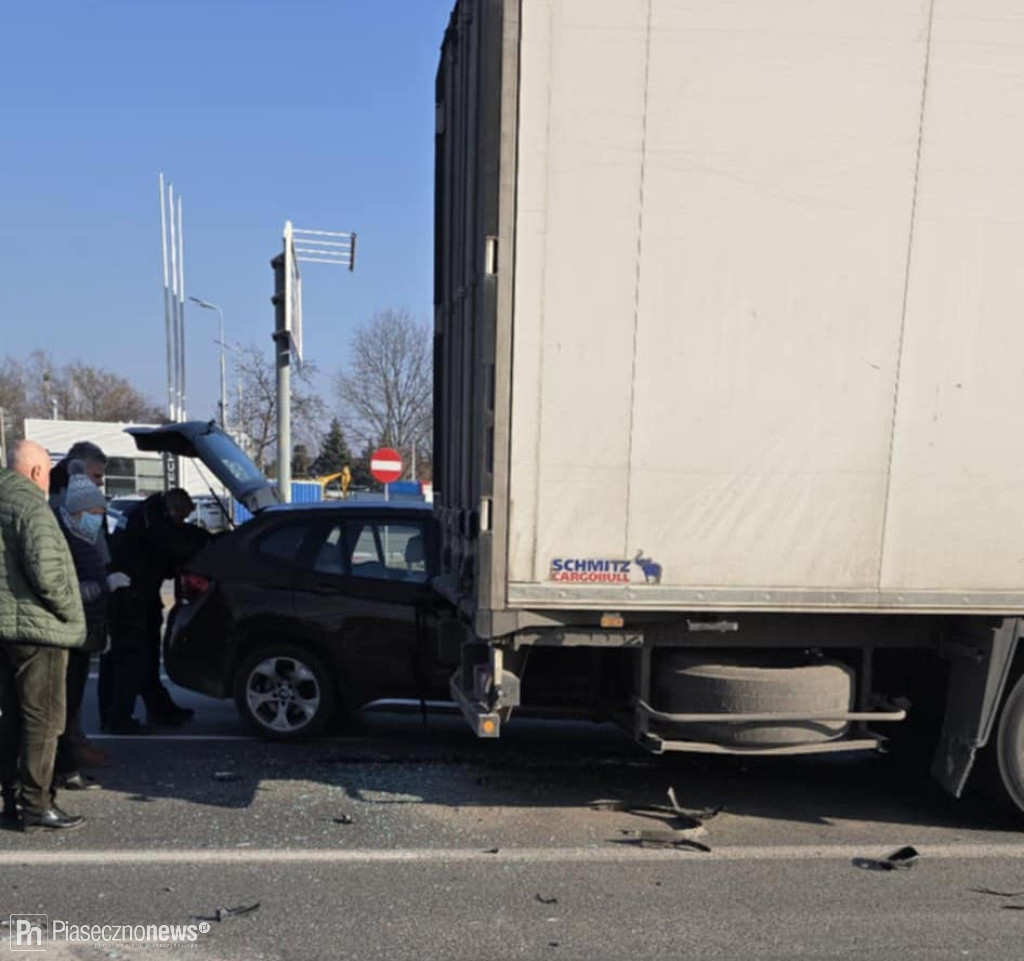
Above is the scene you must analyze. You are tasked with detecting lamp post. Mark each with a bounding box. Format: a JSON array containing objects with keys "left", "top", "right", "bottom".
[
  {"left": 189, "top": 297, "right": 227, "bottom": 429},
  {"left": 215, "top": 339, "right": 244, "bottom": 428}
]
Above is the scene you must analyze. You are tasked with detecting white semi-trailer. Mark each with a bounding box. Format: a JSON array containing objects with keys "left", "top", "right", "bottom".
[{"left": 432, "top": 0, "right": 1024, "bottom": 814}]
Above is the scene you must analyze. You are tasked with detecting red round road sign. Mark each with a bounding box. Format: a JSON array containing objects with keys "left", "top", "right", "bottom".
[{"left": 370, "top": 447, "right": 403, "bottom": 484}]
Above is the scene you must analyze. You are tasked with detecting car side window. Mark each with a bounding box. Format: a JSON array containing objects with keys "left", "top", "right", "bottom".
[
  {"left": 346, "top": 521, "right": 428, "bottom": 583},
  {"left": 255, "top": 522, "right": 310, "bottom": 564},
  {"left": 311, "top": 523, "right": 345, "bottom": 575}
]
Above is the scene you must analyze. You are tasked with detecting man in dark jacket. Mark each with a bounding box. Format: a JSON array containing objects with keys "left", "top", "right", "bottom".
[
  {"left": 105, "top": 488, "right": 207, "bottom": 733},
  {"left": 0, "top": 440, "right": 87, "bottom": 831}
]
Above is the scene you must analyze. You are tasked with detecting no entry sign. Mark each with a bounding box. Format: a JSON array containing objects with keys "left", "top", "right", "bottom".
[{"left": 370, "top": 447, "right": 402, "bottom": 484}]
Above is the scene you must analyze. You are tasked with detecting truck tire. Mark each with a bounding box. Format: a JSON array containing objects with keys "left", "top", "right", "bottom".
[
  {"left": 993, "top": 673, "right": 1024, "bottom": 816},
  {"left": 233, "top": 643, "right": 336, "bottom": 741},
  {"left": 652, "top": 654, "right": 854, "bottom": 747}
]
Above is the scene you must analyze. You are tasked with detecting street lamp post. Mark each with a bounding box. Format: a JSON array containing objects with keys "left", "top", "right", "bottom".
[
  {"left": 215, "top": 339, "right": 244, "bottom": 426},
  {"left": 189, "top": 297, "right": 227, "bottom": 429}
]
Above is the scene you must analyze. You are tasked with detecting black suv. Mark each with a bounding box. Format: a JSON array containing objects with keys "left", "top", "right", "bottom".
[{"left": 127, "top": 422, "right": 450, "bottom": 740}]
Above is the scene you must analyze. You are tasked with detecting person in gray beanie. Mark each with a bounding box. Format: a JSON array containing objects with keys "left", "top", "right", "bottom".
[{"left": 53, "top": 462, "right": 130, "bottom": 790}]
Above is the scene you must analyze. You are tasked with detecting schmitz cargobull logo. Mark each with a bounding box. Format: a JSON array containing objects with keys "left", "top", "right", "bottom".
[{"left": 549, "top": 550, "right": 662, "bottom": 585}]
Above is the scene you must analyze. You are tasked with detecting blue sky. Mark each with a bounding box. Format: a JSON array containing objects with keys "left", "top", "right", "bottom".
[{"left": 0, "top": 0, "right": 453, "bottom": 422}]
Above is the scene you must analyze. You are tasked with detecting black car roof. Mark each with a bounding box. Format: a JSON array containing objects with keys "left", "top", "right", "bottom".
[{"left": 263, "top": 501, "right": 432, "bottom": 515}]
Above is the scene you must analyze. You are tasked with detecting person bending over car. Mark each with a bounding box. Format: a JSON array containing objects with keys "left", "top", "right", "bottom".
[{"left": 103, "top": 488, "right": 208, "bottom": 734}]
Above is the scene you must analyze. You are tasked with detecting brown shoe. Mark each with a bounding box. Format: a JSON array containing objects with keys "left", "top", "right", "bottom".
[{"left": 76, "top": 745, "right": 108, "bottom": 768}]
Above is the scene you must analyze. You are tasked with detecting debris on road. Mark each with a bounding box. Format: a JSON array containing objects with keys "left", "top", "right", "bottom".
[
  {"left": 970, "top": 887, "right": 1024, "bottom": 908},
  {"left": 192, "top": 902, "right": 261, "bottom": 923},
  {"left": 328, "top": 814, "right": 354, "bottom": 825},
  {"left": 622, "top": 829, "right": 712, "bottom": 852},
  {"left": 589, "top": 787, "right": 722, "bottom": 832},
  {"left": 484, "top": 847, "right": 500, "bottom": 854},
  {"left": 852, "top": 845, "right": 919, "bottom": 872},
  {"left": 535, "top": 894, "right": 559, "bottom": 905},
  {"left": 212, "top": 771, "right": 242, "bottom": 782}
]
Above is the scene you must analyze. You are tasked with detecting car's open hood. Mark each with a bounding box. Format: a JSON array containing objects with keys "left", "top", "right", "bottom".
[{"left": 125, "top": 421, "right": 280, "bottom": 513}]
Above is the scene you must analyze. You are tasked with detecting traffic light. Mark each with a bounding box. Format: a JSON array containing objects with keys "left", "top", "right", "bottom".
[{"left": 270, "top": 253, "right": 286, "bottom": 333}]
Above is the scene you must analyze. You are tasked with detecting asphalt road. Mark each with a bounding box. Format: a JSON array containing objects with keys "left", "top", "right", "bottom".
[{"left": 2, "top": 674, "right": 1024, "bottom": 960}]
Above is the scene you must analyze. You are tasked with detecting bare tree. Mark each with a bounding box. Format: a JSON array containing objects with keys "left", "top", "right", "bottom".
[
  {"left": 333, "top": 309, "right": 432, "bottom": 479},
  {"left": 53, "top": 362, "right": 163, "bottom": 422},
  {"left": 231, "top": 343, "right": 325, "bottom": 473},
  {"left": 0, "top": 352, "right": 161, "bottom": 437}
]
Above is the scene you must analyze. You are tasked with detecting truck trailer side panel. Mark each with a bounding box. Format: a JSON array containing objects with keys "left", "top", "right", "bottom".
[
  {"left": 881, "top": 1, "right": 1024, "bottom": 593},
  {"left": 436, "top": 0, "right": 1024, "bottom": 616}
]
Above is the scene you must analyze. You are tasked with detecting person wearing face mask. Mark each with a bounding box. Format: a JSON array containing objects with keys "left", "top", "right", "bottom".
[
  {"left": 53, "top": 462, "right": 130, "bottom": 790},
  {"left": 49, "top": 444, "right": 110, "bottom": 770}
]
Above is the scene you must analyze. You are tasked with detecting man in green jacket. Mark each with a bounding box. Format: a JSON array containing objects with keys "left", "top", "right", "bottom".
[{"left": 0, "top": 439, "right": 87, "bottom": 831}]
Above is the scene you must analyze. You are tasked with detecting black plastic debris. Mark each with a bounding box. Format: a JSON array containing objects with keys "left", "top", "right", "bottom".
[
  {"left": 328, "top": 815, "right": 354, "bottom": 825},
  {"left": 212, "top": 772, "right": 241, "bottom": 782},
  {"left": 535, "top": 894, "right": 559, "bottom": 905},
  {"left": 484, "top": 847, "right": 500, "bottom": 854},
  {"left": 192, "top": 902, "right": 261, "bottom": 924},
  {"left": 852, "top": 846, "right": 919, "bottom": 872}
]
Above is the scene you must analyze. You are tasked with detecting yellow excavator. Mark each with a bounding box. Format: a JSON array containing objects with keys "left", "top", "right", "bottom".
[{"left": 314, "top": 466, "right": 351, "bottom": 500}]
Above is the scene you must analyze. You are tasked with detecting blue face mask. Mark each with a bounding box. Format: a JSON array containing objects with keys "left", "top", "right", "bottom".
[{"left": 75, "top": 512, "right": 103, "bottom": 543}]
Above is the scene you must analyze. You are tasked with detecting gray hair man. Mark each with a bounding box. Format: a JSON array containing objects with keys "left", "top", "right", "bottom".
[{"left": 0, "top": 440, "right": 87, "bottom": 831}]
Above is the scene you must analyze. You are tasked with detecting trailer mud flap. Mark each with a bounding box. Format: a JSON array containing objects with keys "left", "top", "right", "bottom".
[{"left": 931, "top": 617, "right": 1021, "bottom": 798}]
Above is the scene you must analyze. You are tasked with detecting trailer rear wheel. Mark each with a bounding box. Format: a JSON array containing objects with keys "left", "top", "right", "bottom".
[
  {"left": 653, "top": 654, "right": 854, "bottom": 747},
  {"left": 993, "top": 673, "right": 1024, "bottom": 816}
]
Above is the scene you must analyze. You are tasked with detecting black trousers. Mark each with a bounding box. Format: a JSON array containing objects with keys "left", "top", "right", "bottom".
[
  {"left": 0, "top": 643, "right": 68, "bottom": 815},
  {"left": 54, "top": 649, "right": 91, "bottom": 776},
  {"left": 101, "top": 590, "right": 175, "bottom": 727}
]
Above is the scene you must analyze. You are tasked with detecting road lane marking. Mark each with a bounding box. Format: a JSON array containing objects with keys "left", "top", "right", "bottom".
[
  {"left": 86, "top": 734, "right": 257, "bottom": 741},
  {"left": 3, "top": 844, "right": 1024, "bottom": 867}
]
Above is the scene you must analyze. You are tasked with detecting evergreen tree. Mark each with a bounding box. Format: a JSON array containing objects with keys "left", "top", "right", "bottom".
[
  {"left": 349, "top": 442, "right": 376, "bottom": 489},
  {"left": 311, "top": 418, "right": 353, "bottom": 476}
]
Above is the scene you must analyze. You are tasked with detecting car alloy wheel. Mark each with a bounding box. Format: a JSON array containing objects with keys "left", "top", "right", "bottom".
[{"left": 234, "top": 644, "right": 336, "bottom": 740}]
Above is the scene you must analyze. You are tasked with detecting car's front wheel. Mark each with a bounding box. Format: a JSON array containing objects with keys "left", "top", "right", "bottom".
[{"left": 233, "top": 643, "right": 336, "bottom": 741}]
